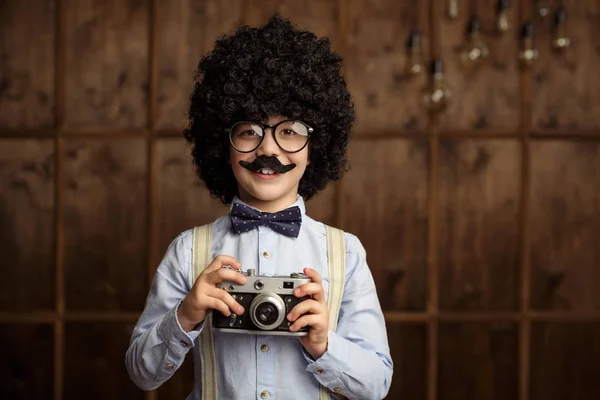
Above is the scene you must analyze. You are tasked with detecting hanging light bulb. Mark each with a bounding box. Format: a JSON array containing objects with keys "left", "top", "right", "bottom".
[
  {"left": 422, "top": 58, "right": 451, "bottom": 112},
  {"left": 459, "top": 16, "right": 490, "bottom": 68},
  {"left": 447, "top": 0, "right": 459, "bottom": 19},
  {"left": 536, "top": 0, "right": 551, "bottom": 17},
  {"left": 405, "top": 30, "right": 425, "bottom": 75},
  {"left": 496, "top": 0, "right": 510, "bottom": 33},
  {"left": 551, "top": 6, "right": 570, "bottom": 50},
  {"left": 518, "top": 22, "right": 538, "bottom": 67}
]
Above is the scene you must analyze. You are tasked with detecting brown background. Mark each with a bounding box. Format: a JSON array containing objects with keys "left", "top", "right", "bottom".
[{"left": 1, "top": 0, "right": 599, "bottom": 399}]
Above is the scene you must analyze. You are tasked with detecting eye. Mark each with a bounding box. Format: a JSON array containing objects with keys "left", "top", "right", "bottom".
[
  {"left": 236, "top": 129, "right": 259, "bottom": 137},
  {"left": 279, "top": 129, "right": 298, "bottom": 136}
]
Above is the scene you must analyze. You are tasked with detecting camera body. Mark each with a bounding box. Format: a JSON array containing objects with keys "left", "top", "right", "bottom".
[{"left": 213, "top": 268, "right": 311, "bottom": 336}]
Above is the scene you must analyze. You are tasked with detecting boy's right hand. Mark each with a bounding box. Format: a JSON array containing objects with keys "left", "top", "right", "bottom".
[{"left": 177, "top": 255, "right": 247, "bottom": 333}]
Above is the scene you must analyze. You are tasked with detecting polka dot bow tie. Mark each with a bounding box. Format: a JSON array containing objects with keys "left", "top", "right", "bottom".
[{"left": 230, "top": 203, "right": 302, "bottom": 238}]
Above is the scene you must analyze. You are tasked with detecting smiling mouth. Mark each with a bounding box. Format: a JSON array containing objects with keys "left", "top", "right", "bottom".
[{"left": 258, "top": 168, "right": 276, "bottom": 175}]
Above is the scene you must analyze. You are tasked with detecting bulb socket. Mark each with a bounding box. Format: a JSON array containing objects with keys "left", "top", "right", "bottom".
[
  {"left": 430, "top": 58, "right": 444, "bottom": 76},
  {"left": 407, "top": 30, "right": 421, "bottom": 51},
  {"left": 467, "top": 16, "right": 481, "bottom": 35},
  {"left": 496, "top": 0, "right": 510, "bottom": 13},
  {"left": 520, "top": 21, "right": 534, "bottom": 40},
  {"left": 553, "top": 6, "right": 567, "bottom": 30}
]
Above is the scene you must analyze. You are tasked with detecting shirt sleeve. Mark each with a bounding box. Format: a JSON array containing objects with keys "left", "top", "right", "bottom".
[
  {"left": 125, "top": 232, "right": 202, "bottom": 390},
  {"left": 303, "top": 233, "right": 394, "bottom": 399}
]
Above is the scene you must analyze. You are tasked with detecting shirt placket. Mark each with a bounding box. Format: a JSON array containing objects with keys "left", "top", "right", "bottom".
[{"left": 256, "top": 225, "right": 277, "bottom": 399}]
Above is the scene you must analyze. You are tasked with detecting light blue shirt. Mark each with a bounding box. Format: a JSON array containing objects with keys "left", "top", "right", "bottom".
[{"left": 125, "top": 196, "right": 393, "bottom": 399}]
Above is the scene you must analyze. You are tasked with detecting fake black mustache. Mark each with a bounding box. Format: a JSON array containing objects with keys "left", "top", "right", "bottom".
[{"left": 239, "top": 156, "right": 296, "bottom": 174}]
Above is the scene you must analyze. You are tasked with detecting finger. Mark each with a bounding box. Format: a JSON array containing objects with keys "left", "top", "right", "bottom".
[
  {"left": 287, "top": 299, "right": 323, "bottom": 322},
  {"left": 208, "top": 287, "right": 245, "bottom": 315},
  {"left": 304, "top": 268, "right": 322, "bottom": 284},
  {"left": 289, "top": 314, "right": 323, "bottom": 332},
  {"left": 205, "top": 267, "right": 247, "bottom": 285},
  {"left": 204, "top": 296, "right": 232, "bottom": 317},
  {"left": 203, "top": 254, "right": 241, "bottom": 274},
  {"left": 295, "top": 282, "right": 325, "bottom": 303}
]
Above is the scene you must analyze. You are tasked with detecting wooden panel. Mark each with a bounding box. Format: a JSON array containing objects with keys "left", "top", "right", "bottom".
[
  {"left": 64, "top": 0, "right": 148, "bottom": 130},
  {"left": 156, "top": 139, "right": 229, "bottom": 258},
  {"left": 341, "top": 140, "right": 428, "bottom": 311},
  {"left": 0, "top": 140, "right": 55, "bottom": 311},
  {"left": 385, "top": 323, "right": 426, "bottom": 400},
  {"left": 438, "top": 140, "right": 521, "bottom": 311},
  {"left": 532, "top": 1, "right": 600, "bottom": 131},
  {"left": 63, "top": 139, "right": 147, "bottom": 311},
  {"left": 438, "top": 322, "right": 518, "bottom": 400},
  {"left": 245, "top": 0, "right": 339, "bottom": 49},
  {"left": 346, "top": 0, "right": 430, "bottom": 133},
  {"left": 0, "top": 324, "right": 54, "bottom": 399},
  {"left": 529, "top": 141, "right": 600, "bottom": 311},
  {"left": 156, "top": 0, "right": 243, "bottom": 130},
  {"left": 305, "top": 184, "right": 336, "bottom": 226},
  {"left": 64, "top": 322, "right": 143, "bottom": 399},
  {"left": 156, "top": 353, "right": 194, "bottom": 399},
  {"left": 437, "top": 0, "right": 520, "bottom": 131},
  {"left": 0, "top": 0, "right": 55, "bottom": 129},
  {"left": 530, "top": 322, "right": 600, "bottom": 400}
]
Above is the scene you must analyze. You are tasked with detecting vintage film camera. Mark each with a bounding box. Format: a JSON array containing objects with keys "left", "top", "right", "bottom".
[{"left": 213, "top": 267, "right": 311, "bottom": 336}]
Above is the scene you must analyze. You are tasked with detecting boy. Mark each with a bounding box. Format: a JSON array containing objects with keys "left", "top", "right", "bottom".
[{"left": 126, "top": 15, "right": 393, "bottom": 399}]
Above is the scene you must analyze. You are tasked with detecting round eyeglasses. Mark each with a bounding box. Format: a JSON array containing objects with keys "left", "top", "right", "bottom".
[{"left": 227, "top": 120, "right": 313, "bottom": 153}]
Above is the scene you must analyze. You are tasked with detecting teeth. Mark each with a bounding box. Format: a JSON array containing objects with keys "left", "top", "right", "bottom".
[{"left": 259, "top": 168, "right": 275, "bottom": 175}]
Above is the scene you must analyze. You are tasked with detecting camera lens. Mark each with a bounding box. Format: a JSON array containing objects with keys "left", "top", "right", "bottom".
[
  {"left": 249, "top": 293, "right": 285, "bottom": 331},
  {"left": 255, "top": 303, "right": 278, "bottom": 325}
]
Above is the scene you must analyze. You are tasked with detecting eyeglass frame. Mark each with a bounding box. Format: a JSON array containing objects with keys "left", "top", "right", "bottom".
[{"left": 225, "top": 119, "right": 314, "bottom": 154}]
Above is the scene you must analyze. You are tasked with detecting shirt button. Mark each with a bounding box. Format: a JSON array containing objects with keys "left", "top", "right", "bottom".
[
  {"left": 180, "top": 340, "right": 189, "bottom": 347},
  {"left": 260, "top": 344, "right": 269, "bottom": 352},
  {"left": 262, "top": 251, "right": 271, "bottom": 259},
  {"left": 333, "top": 387, "right": 343, "bottom": 393},
  {"left": 260, "top": 390, "right": 269, "bottom": 399},
  {"left": 166, "top": 363, "right": 175, "bottom": 370}
]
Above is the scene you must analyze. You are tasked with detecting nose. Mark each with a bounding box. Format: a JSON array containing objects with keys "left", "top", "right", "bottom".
[{"left": 255, "top": 127, "right": 280, "bottom": 157}]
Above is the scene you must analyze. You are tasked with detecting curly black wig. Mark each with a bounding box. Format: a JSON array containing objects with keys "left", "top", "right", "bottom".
[{"left": 183, "top": 15, "right": 355, "bottom": 205}]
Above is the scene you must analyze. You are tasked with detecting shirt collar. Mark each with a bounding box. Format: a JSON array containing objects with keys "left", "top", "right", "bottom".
[{"left": 230, "top": 195, "right": 306, "bottom": 215}]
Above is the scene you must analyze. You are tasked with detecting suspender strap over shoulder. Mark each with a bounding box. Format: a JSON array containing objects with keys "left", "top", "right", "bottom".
[{"left": 192, "top": 223, "right": 346, "bottom": 400}]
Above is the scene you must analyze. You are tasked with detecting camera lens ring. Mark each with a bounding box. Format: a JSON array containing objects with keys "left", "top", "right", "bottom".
[{"left": 249, "top": 293, "right": 285, "bottom": 331}]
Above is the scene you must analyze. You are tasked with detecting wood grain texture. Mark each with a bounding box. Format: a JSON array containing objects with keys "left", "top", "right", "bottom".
[
  {"left": 532, "top": 1, "right": 600, "bottom": 131},
  {"left": 63, "top": 139, "right": 147, "bottom": 312},
  {"left": 64, "top": 322, "right": 143, "bottom": 399},
  {"left": 0, "top": 140, "right": 55, "bottom": 311},
  {"left": 385, "top": 323, "right": 426, "bottom": 400},
  {"left": 155, "top": 139, "right": 229, "bottom": 259},
  {"left": 346, "top": 0, "right": 430, "bottom": 133},
  {"left": 341, "top": 140, "right": 429, "bottom": 311},
  {"left": 156, "top": 0, "right": 243, "bottom": 130},
  {"left": 437, "top": 0, "right": 520, "bottom": 131},
  {"left": 305, "top": 184, "right": 336, "bottom": 227},
  {"left": 245, "top": 0, "right": 339, "bottom": 49},
  {"left": 437, "top": 140, "right": 521, "bottom": 311},
  {"left": 0, "top": 0, "right": 55, "bottom": 129},
  {"left": 530, "top": 322, "right": 600, "bottom": 400},
  {"left": 0, "top": 324, "right": 54, "bottom": 399},
  {"left": 64, "top": 0, "right": 149, "bottom": 129},
  {"left": 529, "top": 141, "right": 600, "bottom": 311},
  {"left": 438, "top": 322, "right": 519, "bottom": 400}
]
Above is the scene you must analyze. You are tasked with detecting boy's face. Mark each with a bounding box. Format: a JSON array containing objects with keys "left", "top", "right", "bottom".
[{"left": 229, "top": 115, "right": 310, "bottom": 212}]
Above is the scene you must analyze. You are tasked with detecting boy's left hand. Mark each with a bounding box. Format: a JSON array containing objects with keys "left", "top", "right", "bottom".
[{"left": 287, "top": 268, "right": 329, "bottom": 360}]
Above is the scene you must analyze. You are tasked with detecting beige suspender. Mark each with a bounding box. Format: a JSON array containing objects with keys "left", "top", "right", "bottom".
[
  {"left": 320, "top": 225, "right": 346, "bottom": 400},
  {"left": 192, "top": 223, "right": 346, "bottom": 400},
  {"left": 192, "top": 223, "right": 218, "bottom": 400}
]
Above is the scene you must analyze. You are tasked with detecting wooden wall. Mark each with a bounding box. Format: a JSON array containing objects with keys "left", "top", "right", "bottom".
[{"left": 1, "top": 0, "right": 599, "bottom": 399}]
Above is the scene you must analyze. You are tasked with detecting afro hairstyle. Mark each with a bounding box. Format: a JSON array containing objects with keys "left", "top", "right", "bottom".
[{"left": 183, "top": 14, "right": 355, "bottom": 205}]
